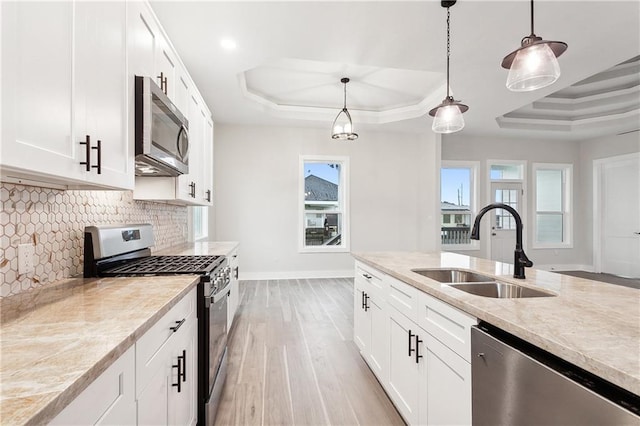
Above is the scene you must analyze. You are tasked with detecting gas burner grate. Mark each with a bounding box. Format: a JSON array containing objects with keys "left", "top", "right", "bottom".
[{"left": 104, "top": 255, "right": 223, "bottom": 275}]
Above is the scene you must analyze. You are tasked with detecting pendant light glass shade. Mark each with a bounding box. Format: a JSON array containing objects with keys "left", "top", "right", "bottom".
[
  {"left": 502, "top": 0, "right": 567, "bottom": 92},
  {"left": 429, "top": 1, "right": 468, "bottom": 134},
  {"left": 506, "top": 41, "right": 561, "bottom": 91},
  {"left": 431, "top": 98, "right": 466, "bottom": 133},
  {"left": 331, "top": 78, "right": 358, "bottom": 140}
]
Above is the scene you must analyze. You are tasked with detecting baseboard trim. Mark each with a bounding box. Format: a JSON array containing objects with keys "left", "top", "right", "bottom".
[
  {"left": 536, "top": 264, "right": 594, "bottom": 272},
  {"left": 239, "top": 269, "right": 355, "bottom": 281}
]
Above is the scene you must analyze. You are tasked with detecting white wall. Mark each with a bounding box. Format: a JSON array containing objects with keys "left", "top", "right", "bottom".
[
  {"left": 441, "top": 134, "right": 587, "bottom": 269},
  {"left": 212, "top": 124, "right": 440, "bottom": 279},
  {"left": 579, "top": 131, "right": 640, "bottom": 269}
]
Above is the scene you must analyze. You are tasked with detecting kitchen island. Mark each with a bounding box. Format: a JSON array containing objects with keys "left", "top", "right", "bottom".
[{"left": 352, "top": 251, "right": 640, "bottom": 396}]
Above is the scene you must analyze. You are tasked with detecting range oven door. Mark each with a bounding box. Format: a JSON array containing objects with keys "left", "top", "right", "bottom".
[{"left": 203, "top": 281, "right": 230, "bottom": 425}]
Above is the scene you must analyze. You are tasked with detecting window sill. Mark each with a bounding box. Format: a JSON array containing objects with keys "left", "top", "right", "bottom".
[
  {"left": 299, "top": 246, "right": 350, "bottom": 254},
  {"left": 532, "top": 243, "right": 573, "bottom": 249}
]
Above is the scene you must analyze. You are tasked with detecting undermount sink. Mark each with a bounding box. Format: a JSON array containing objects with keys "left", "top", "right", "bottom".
[
  {"left": 448, "top": 282, "right": 555, "bottom": 298},
  {"left": 411, "top": 268, "right": 494, "bottom": 283},
  {"left": 411, "top": 268, "right": 556, "bottom": 298}
]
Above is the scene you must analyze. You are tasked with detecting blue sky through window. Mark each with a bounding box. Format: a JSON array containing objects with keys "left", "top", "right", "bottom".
[
  {"left": 304, "top": 162, "right": 339, "bottom": 184},
  {"left": 441, "top": 168, "right": 470, "bottom": 206}
]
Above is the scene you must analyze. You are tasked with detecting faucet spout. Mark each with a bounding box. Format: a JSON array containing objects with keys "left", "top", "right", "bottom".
[{"left": 470, "top": 203, "right": 533, "bottom": 279}]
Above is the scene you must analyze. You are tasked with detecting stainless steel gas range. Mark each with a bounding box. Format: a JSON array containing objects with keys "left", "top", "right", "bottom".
[{"left": 84, "top": 223, "right": 230, "bottom": 425}]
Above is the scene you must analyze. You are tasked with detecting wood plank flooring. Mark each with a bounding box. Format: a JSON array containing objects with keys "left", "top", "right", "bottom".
[{"left": 215, "top": 278, "right": 405, "bottom": 426}]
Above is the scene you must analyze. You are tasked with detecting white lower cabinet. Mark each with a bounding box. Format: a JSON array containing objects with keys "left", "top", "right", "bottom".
[
  {"left": 353, "top": 263, "right": 389, "bottom": 383},
  {"left": 136, "top": 287, "right": 198, "bottom": 426},
  {"left": 227, "top": 249, "right": 240, "bottom": 331},
  {"left": 420, "top": 333, "right": 471, "bottom": 426},
  {"left": 354, "top": 262, "right": 475, "bottom": 426},
  {"left": 50, "top": 346, "right": 136, "bottom": 425},
  {"left": 387, "top": 308, "right": 421, "bottom": 425},
  {"left": 50, "top": 287, "right": 197, "bottom": 426}
]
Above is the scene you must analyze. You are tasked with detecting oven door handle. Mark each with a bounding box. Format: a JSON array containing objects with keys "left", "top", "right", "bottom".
[{"left": 211, "top": 283, "right": 231, "bottom": 304}]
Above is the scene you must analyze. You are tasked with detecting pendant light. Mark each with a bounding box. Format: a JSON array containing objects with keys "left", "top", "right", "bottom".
[
  {"left": 331, "top": 78, "right": 358, "bottom": 140},
  {"left": 502, "top": 0, "right": 568, "bottom": 92},
  {"left": 429, "top": 1, "right": 468, "bottom": 134}
]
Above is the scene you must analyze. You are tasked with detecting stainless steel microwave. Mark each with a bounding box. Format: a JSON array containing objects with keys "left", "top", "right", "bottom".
[{"left": 134, "top": 75, "right": 189, "bottom": 176}]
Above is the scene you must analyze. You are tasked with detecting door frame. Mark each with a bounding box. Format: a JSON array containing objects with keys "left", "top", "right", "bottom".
[
  {"left": 592, "top": 152, "right": 640, "bottom": 273},
  {"left": 485, "top": 160, "right": 528, "bottom": 259}
]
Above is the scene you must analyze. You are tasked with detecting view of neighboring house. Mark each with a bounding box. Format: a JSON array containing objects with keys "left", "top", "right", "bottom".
[
  {"left": 304, "top": 174, "right": 340, "bottom": 245},
  {"left": 441, "top": 201, "right": 471, "bottom": 244}
]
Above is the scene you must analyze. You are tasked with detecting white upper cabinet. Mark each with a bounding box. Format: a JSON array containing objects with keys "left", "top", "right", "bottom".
[
  {"left": 0, "top": 1, "right": 133, "bottom": 190},
  {"left": 74, "top": 1, "right": 131, "bottom": 189},
  {"left": 130, "top": 2, "right": 214, "bottom": 206}
]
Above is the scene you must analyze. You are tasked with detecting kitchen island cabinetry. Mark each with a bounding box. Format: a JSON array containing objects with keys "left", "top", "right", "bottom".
[
  {"left": 353, "top": 263, "right": 389, "bottom": 382},
  {"left": 1, "top": 1, "right": 133, "bottom": 190},
  {"left": 354, "top": 261, "right": 475, "bottom": 426}
]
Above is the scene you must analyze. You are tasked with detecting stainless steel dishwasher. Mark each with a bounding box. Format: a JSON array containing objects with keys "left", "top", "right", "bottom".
[{"left": 471, "top": 322, "right": 640, "bottom": 425}]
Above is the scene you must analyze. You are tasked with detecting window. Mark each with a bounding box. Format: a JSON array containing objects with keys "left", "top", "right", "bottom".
[
  {"left": 299, "top": 156, "right": 349, "bottom": 252},
  {"left": 490, "top": 163, "right": 524, "bottom": 180},
  {"left": 533, "top": 163, "right": 572, "bottom": 247},
  {"left": 191, "top": 206, "right": 208, "bottom": 241},
  {"left": 441, "top": 161, "right": 478, "bottom": 249}
]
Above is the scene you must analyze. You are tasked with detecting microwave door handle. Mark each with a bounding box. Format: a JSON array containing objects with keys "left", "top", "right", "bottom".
[{"left": 176, "top": 125, "right": 189, "bottom": 162}]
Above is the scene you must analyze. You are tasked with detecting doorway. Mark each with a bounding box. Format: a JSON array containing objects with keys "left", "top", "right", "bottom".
[
  {"left": 490, "top": 182, "right": 523, "bottom": 263},
  {"left": 594, "top": 153, "right": 640, "bottom": 278}
]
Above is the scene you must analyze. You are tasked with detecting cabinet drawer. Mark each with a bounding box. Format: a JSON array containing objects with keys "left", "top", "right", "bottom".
[
  {"left": 387, "top": 275, "right": 419, "bottom": 323},
  {"left": 355, "top": 261, "right": 388, "bottom": 298},
  {"left": 417, "top": 292, "right": 476, "bottom": 362},
  {"left": 136, "top": 287, "right": 196, "bottom": 393}
]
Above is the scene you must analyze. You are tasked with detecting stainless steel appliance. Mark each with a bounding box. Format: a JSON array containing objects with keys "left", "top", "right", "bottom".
[
  {"left": 83, "top": 224, "right": 230, "bottom": 425},
  {"left": 134, "top": 76, "right": 189, "bottom": 176},
  {"left": 472, "top": 322, "right": 640, "bottom": 425}
]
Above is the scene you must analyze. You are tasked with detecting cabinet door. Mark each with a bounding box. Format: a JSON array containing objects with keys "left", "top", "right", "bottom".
[
  {"left": 367, "top": 293, "right": 388, "bottom": 384},
  {"left": 0, "top": 2, "right": 82, "bottom": 183},
  {"left": 387, "top": 308, "right": 420, "bottom": 425},
  {"left": 74, "top": 1, "right": 132, "bottom": 190},
  {"left": 155, "top": 37, "right": 177, "bottom": 99},
  {"left": 419, "top": 333, "right": 471, "bottom": 426},
  {"left": 137, "top": 362, "right": 169, "bottom": 425},
  {"left": 176, "top": 94, "right": 202, "bottom": 203},
  {"left": 353, "top": 279, "right": 370, "bottom": 354},
  {"left": 174, "top": 66, "right": 192, "bottom": 117},
  {"left": 201, "top": 117, "right": 214, "bottom": 206},
  {"left": 50, "top": 346, "right": 136, "bottom": 426},
  {"left": 227, "top": 250, "right": 240, "bottom": 330},
  {"left": 168, "top": 319, "right": 198, "bottom": 426}
]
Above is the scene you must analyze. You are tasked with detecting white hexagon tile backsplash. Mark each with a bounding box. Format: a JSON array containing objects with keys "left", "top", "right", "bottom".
[{"left": 0, "top": 183, "right": 188, "bottom": 297}]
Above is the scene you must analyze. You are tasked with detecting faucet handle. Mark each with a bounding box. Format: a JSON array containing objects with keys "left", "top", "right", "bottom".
[{"left": 518, "top": 251, "right": 533, "bottom": 267}]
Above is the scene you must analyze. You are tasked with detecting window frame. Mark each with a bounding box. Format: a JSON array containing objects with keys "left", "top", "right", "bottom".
[
  {"left": 188, "top": 205, "right": 209, "bottom": 242},
  {"left": 298, "top": 155, "right": 350, "bottom": 253},
  {"left": 532, "top": 163, "right": 573, "bottom": 249},
  {"left": 440, "top": 160, "right": 479, "bottom": 251}
]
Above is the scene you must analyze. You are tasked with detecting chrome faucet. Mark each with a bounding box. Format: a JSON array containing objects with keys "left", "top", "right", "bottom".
[{"left": 470, "top": 203, "right": 533, "bottom": 279}]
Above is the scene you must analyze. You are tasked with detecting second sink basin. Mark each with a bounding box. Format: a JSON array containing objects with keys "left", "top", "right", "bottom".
[
  {"left": 412, "top": 268, "right": 494, "bottom": 283},
  {"left": 448, "top": 282, "right": 555, "bottom": 298}
]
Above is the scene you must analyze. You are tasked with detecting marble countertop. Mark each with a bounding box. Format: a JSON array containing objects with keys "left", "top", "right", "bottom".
[
  {"left": 352, "top": 251, "right": 640, "bottom": 396},
  {"left": 0, "top": 240, "right": 238, "bottom": 425},
  {"left": 153, "top": 240, "right": 239, "bottom": 257}
]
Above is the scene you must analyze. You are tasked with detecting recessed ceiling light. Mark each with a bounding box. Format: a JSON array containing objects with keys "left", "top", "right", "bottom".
[{"left": 220, "top": 38, "right": 237, "bottom": 50}]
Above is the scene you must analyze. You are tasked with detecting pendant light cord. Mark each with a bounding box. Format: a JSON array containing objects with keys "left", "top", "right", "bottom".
[
  {"left": 446, "top": 6, "right": 451, "bottom": 98},
  {"left": 530, "top": 0, "right": 535, "bottom": 35},
  {"left": 343, "top": 81, "right": 347, "bottom": 109}
]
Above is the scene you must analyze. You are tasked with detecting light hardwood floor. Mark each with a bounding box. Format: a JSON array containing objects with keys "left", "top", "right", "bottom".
[{"left": 215, "top": 278, "right": 405, "bottom": 426}]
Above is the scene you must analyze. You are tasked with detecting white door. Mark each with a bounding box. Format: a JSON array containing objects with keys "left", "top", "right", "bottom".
[
  {"left": 367, "top": 293, "right": 388, "bottom": 383},
  {"left": 353, "top": 280, "right": 370, "bottom": 353},
  {"left": 599, "top": 154, "right": 640, "bottom": 278},
  {"left": 490, "top": 182, "right": 523, "bottom": 263}
]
